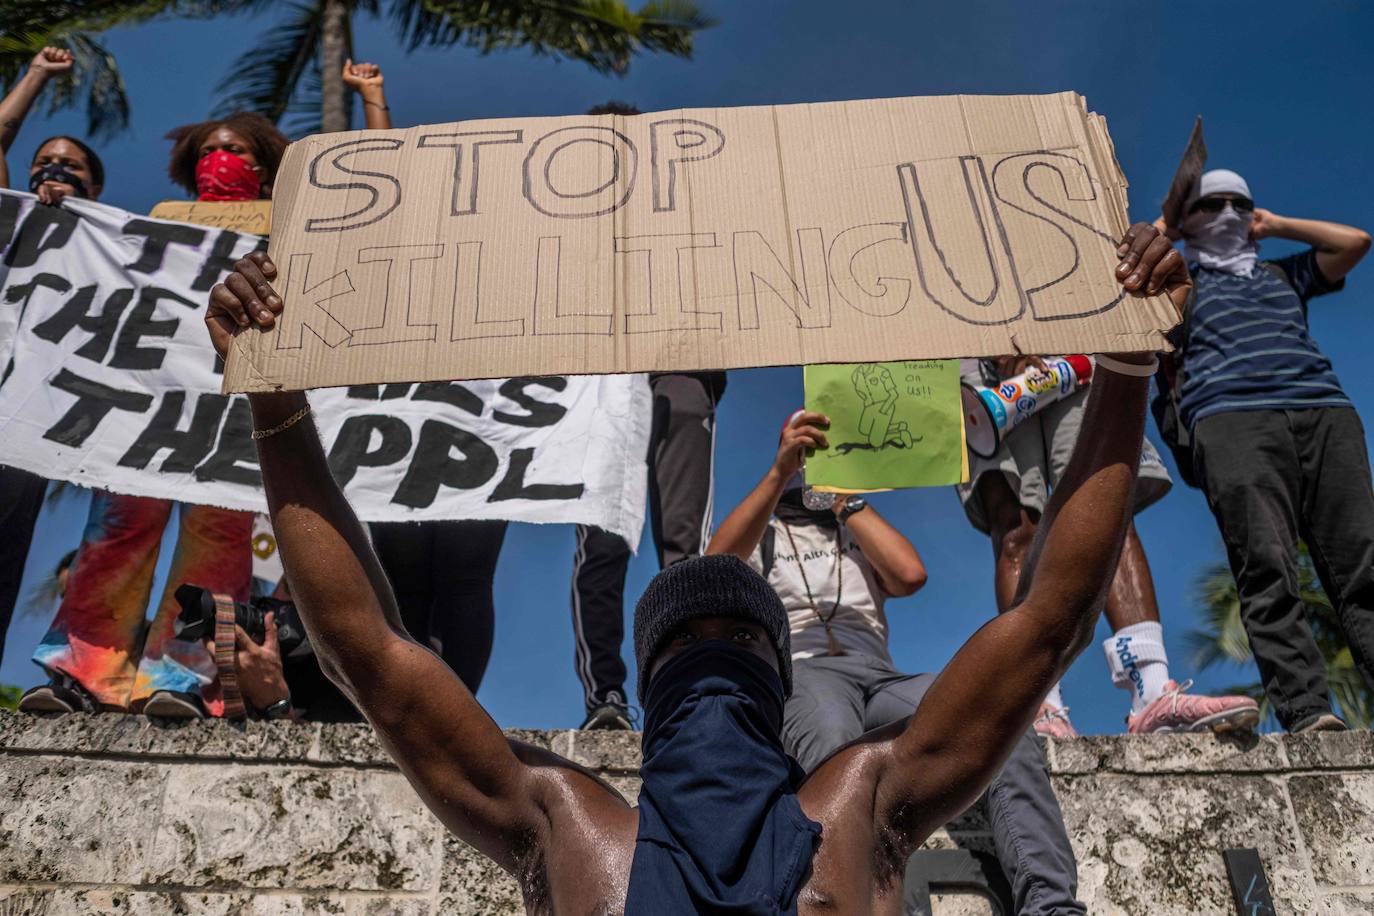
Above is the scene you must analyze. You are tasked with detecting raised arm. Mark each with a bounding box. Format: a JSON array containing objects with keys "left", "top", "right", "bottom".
[
  {"left": 1250, "top": 208, "right": 1371, "bottom": 282},
  {"left": 207, "top": 253, "right": 549, "bottom": 871},
  {"left": 868, "top": 223, "right": 1190, "bottom": 846},
  {"left": 342, "top": 59, "right": 392, "bottom": 130},
  {"left": 1, "top": 47, "right": 73, "bottom": 189},
  {"left": 706, "top": 410, "right": 828, "bottom": 560}
]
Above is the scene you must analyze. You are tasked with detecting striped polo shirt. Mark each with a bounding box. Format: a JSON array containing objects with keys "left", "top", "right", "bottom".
[{"left": 1179, "top": 249, "right": 1350, "bottom": 430}]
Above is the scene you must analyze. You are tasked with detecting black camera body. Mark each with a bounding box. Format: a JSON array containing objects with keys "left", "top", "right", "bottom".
[{"left": 173, "top": 584, "right": 314, "bottom": 659}]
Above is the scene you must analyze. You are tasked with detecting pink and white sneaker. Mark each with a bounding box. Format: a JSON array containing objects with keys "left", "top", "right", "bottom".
[
  {"left": 1034, "top": 703, "right": 1079, "bottom": 739},
  {"left": 1127, "top": 679, "right": 1260, "bottom": 735}
]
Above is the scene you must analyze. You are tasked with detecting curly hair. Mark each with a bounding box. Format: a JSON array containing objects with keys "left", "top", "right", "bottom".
[{"left": 165, "top": 112, "right": 289, "bottom": 197}]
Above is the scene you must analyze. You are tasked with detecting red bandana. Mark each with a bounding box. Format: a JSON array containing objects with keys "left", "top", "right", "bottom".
[{"left": 195, "top": 150, "right": 262, "bottom": 202}]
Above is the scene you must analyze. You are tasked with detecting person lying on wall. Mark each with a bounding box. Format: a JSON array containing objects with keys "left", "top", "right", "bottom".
[{"left": 204, "top": 221, "right": 1187, "bottom": 915}]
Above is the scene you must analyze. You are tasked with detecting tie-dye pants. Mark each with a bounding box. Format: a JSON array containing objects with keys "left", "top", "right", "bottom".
[{"left": 33, "top": 491, "right": 252, "bottom": 713}]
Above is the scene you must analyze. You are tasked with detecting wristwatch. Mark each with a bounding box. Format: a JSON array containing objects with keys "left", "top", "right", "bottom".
[
  {"left": 838, "top": 495, "right": 868, "bottom": 523},
  {"left": 261, "top": 697, "right": 294, "bottom": 721}
]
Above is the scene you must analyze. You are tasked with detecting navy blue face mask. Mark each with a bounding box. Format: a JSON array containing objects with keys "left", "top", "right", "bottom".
[
  {"left": 626, "top": 640, "right": 821, "bottom": 915},
  {"left": 29, "top": 163, "right": 88, "bottom": 199}
]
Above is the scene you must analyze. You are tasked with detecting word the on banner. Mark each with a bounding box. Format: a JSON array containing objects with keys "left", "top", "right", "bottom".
[
  {"left": 224, "top": 91, "right": 1180, "bottom": 393},
  {"left": 0, "top": 192, "right": 650, "bottom": 545}
]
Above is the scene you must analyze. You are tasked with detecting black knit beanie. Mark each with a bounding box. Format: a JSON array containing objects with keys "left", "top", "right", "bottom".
[{"left": 634, "top": 554, "right": 792, "bottom": 704}]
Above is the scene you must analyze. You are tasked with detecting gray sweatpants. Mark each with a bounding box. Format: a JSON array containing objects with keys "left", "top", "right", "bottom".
[{"left": 784, "top": 654, "right": 1085, "bottom": 916}]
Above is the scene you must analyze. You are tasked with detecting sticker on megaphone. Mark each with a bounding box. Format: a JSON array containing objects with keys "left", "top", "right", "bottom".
[{"left": 962, "top": 355, "right": 1093, "bottom": 458}]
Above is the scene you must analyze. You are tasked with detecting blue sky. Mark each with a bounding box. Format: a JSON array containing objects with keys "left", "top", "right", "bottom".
[{"left": 4, "top": 1, "right": 1373, "bottom": 733}]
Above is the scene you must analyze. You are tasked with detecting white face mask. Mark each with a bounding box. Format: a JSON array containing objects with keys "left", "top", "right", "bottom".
[{"left": 1182, "top": 202, "right": 1258, "bottom": 276}]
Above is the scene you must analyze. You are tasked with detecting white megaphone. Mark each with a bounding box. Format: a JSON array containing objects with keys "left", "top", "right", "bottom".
[{"left": 961, "top": 355, "right": 1093, "bottom": 458}]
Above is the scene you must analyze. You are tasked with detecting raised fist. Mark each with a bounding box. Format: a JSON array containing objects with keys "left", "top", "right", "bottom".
[
  {"left": 30, "top": 47, "right": 74, "bottom": 78},
  {"left": 342, "top": 59, "right": 384, "bottom": 94}
]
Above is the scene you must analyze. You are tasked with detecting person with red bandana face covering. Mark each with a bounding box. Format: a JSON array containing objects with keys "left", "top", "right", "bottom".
[
  {"left": 20, "top": 112, "right": 288, "bottom": 718},
  {"left": 165, "top": 111, "right": 287, "bottom": 202},
  {"left": 195, "top": 149, "right": 264, "bottom": 201}
]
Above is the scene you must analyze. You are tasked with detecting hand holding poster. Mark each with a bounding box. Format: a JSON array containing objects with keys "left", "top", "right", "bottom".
[
  {"left": 223, "top": 92, "right": 1180, "bottom": 393},
  {"left": 0, "top": 191, "right": 650, "bottom": 544},
  {"left": 803, "top": 360, "right": 967, "bottom": 491}
]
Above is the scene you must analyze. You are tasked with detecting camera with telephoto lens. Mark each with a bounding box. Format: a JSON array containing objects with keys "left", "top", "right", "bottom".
[{"left": 173, "top": 584, "right": 314, "bottom": 659}]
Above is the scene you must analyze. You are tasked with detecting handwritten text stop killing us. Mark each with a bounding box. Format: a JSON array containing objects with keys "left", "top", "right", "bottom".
[
  {"left": 228, "top": 94, "right": 1174, "bottom": 390},
  {"left": 275, "top": 123, "right": 1125, "bottom": 351}
]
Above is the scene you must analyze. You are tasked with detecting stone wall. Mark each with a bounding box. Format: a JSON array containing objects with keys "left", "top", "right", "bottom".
[{"left": 0, "top": 710, "right": 1370, "bottom": 915}]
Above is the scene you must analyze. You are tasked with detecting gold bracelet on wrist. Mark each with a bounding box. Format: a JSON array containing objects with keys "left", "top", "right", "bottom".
[{"left": 251, "top": 404, "right": 312, "bottom": 440}]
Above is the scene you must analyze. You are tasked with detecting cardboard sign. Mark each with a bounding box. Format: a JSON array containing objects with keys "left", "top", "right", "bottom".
[
  {"left": 804, "top": 360, "right": 968, "bottom": 492},
  {"left": 1160, "top": 118, "right": 1207, "bottom": 230},
  {"left": 149, "top": 199, "right": 273, "bottom": 235},
  {"left": 223, "top": 92, "right": 1180, "bottom": 394}
]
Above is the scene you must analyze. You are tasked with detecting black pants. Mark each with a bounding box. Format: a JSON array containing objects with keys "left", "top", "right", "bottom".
[
  {"left": 371, "top": 519, "right": 508, "bottom": 694},
  {"left": 1193, "top": 407, "right": 1374, "bottom": 730},
  {"left": 0, "top": 468, "right": 47, "bottom": 668},
  {"left": 571, "top": 372, "right": 726, "bottom": 710}
]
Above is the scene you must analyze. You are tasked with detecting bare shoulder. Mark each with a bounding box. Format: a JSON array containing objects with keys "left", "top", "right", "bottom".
[
  {"left": 504, "top": 738, "right": 637, "bottom": 911},
  {"left": 797, "top": 722, "right": 918, "bottom": 894}
]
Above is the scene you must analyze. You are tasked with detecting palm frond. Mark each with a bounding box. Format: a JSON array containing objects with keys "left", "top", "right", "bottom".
[
  {"left": 279, "top": 57, "right": 326, "bottom": 137},
  {"left": 44, "top": 480, "right": 76, "bottom": 506},
  {"left": 1187, "top": 542, "right": 1374, "bottom": 729},
  {"left": 21, "top": 570, "right": 64, "bottom": 620},
  {"left": 1185, "top": 560, "right": 1250, "bottom": 670},
  {"left": 0, "top": 0, "right": 275, "bottom": 136},
  {"left": 214, "top": 0, "right": 325, "bottom": 125},
  {"left": 0, "top": 29, "right": 130, "bottom": 139},
  {"left": 64, "top": 33, "right": 131, "bottom": 139},
  {"left": 394, "top": 0, "right": 713, "bottom": 74}
]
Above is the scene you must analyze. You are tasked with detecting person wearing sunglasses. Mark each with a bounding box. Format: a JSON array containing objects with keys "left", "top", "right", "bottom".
[{"left": 1167, "top": 168, "right": 1373, "bottom": 733}]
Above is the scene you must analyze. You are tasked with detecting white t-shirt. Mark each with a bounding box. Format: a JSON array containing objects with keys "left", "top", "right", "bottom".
[{"left": 746, "top": 518, "right": 892, "bottom": 663}]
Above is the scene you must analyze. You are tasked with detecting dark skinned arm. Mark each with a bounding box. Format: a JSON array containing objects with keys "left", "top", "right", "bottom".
[
  {"left": 865, "top": 222, "right": 1189, "bottom": 848},
  {"left": 207, "top": 252, "right": 568, "bottom": 873}
]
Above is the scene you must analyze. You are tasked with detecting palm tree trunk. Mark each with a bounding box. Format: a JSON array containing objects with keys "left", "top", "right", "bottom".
[{"left": 319, "top": 0, "right": 349, "bottom": 133}]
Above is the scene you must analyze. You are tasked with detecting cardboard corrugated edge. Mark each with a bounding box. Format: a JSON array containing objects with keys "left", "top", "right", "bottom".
[{"left": 1160, "top": 117, "right": 1207, "bottom": 230}]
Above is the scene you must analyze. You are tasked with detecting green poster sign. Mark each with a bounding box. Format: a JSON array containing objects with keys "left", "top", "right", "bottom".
[{"left": 803, "top": 360, "right": 967, "bottom": 491}]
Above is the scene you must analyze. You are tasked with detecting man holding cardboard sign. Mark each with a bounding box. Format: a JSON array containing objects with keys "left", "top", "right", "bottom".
[{"left": 208, "top": 189, "right": 1184, "bottom": 914}]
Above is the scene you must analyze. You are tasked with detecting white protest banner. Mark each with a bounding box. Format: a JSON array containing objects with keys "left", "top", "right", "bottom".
[
  {"left": 0, "top": 191, "right": 650, "bottom": 545},
  {"left": 225, "top": 91, "right": 1181, "bottom": 394}
]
